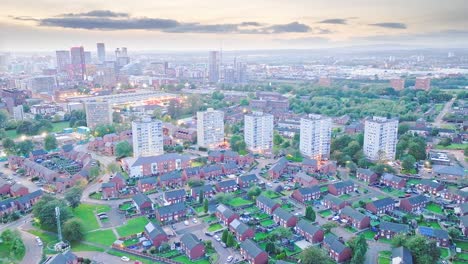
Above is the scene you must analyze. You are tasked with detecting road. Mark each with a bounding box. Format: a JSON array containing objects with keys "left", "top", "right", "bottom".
[
  {"left": 0, "top": 161, "right": 40, "bottom": 193},
  {"left": 365, "top": 241, "right": 391, "bottom": 264},
  {"left": 433, "top": 97, "right": 455, "bottom": 128}
]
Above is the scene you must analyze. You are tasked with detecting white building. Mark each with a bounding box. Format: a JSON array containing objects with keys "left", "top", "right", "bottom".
[
  {"left": 244, "top": 112, "right": 274, "bottom": 153},
  {"left": 363, "top": 116, "right": 399, "bottom": 161},
  {"left": 85, "top": 101, "right": 112, "bottom": 130},
  {"left": 132, "top": 117, "right": 164, "bottom": 158},
  {"left": 300, "top": 114, "right": 332, "bottom": 160},
  {"left": 197, "top": 108, "right": 224, "bottom": 148}
]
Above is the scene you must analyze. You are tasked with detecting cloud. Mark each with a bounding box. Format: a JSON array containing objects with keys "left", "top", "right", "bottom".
[
  {"left": 369, "top": 22, "right": 407, "bottom": 29},
  {"left": 13, "top": 11, "right": 314, "bottom": 34},
  {"left": 319, "top": 18, "right": 347, "bottom": 25}
]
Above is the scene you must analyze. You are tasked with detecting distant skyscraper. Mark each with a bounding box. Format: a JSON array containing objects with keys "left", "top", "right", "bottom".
[
  {"left": 197, "top": 108, "right": 224, "bottom": 148},
  {"left": 55, "top": 50, "right": 70, "bottom": 73},
  {"left": 70, "top": 46, "right": 86, "bottom": 80},
  {"left": 115, "top": 47, "right": 130, "bottom": 68},
  {"left": 236, "top": 62, "right": 248, "bottom": 83},
  {"left": 85, "top": 101, "right": 112, "bottom": 130},
  {"left": 208, "top": 51, "right": 220, "bottom": 83},
  {"left": 244, "top": 112, "right": 274, "bottom": 153},
  {"left": 300, "top": 114, "right": 332, "bottom": 160},
  {"left": 84, "top": 51, "right": 92, "bottom": 64},
  {"left": 132, "top": 116, "right": 164, "bottom": 158},
  {"left": 414, "top": 77, "right": 431, "bottom": 90},
  {"left": 363, "top": 116, "right": 398, "bottom": 161},
  {"left": 390, "top": 78, "right": 405, "bottom": 91},
  {"left": 97, "top": 43, "right": 106, "bottom": 63}
]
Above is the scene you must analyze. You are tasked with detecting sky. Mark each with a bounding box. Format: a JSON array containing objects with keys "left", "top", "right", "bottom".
[{"left": 1, "top": 0, "right": 468, "bottom": 52}]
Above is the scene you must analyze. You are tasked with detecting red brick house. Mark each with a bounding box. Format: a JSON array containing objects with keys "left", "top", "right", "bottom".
[
  {"left": 109, "top": 172, "right": 126, "bottom": 190},
  {"left": 180, "top": 233, "right": 205, "bottom": 260},
  {"left": 126, "top": 153, "right": 191, "bottom": 178},
  {"left": 416, "top": 179, "right": 445, "bottom": 195},
  {"left": 240, "top": 239, "right": 268, "bottom": 264},
  {"left": 356, "top": 168, "right": 378, "bottom": 184},
  {"left": 301, "top": 158, "right": 318, "bottom": 173},
  {"left": 158, "top": 171, "right": 183, "bottom": 187},
  {"left": 440, "top": 190, "right": 468, "bottom": 204},
  {"left": 273, "top": 208, "right": 298, "bottom": 228},
  {"left": 144, "top": 222, "right": 168, "bottom": 247},
  {"left": 323, "top": 234, "right": 352, "bottom": 263},
  {"left": 163, "top": 189, "right": 186, "bottom": 204},
  {"left": 322, "top": 194, "right": 348, "bottom": 212},
  {"left": 132, "top": 192, "right": 154, "bottom": 214},
  {"left": 340, "top": 206, "right": 370, "bottom": 230},
  {"left": 15, "top": 190, "right": 43, "bottom": 211},
  {"left": 291, "top": 186, "right": 321, "bottom": 203},
  {"left": 137, "top": 177, "right": 158, "bottom": 193},
  {"left": 183, "top": 167, "right": 203, "bottom": 180},
  {"left": 268, "top": 157, "right": 288, "bottom": 179},
  {"left": 155, "top": 202, "right": 186, "bottom": 223},
  {"left": 417, "top": 226, "right": 450, "bottom": 247},
  {"left": 379, "top": 221, "right": 409, "bottom": 239},
  {"left": 215, "top": 179, "right": 237, "bottom": 193},
  {"left": 381, "top": 173, "right": 406, "bottom": 189},
  {"left": 295, "top": 219, "right": 324, "bottom": 243},
  {"left": 237, "top": 174, "right": 258, "bottom": 188},
  {"left": 0, "top": 179, "right": 12, "bottom": 196},
  {"left": 399, "top": 195, "right": 429, "bottom": 212},
  {"left": 216, "top": 204, "right": 239, "bottom": 226},
  {"left": 202, "top": 165, "right": 224, "bottom": 179},
  {"left": 294, "top": 172, "right": 319, "bottom": 187},
  {"left": 10, "top": 184, "right": 28, "bottom": 197},
  {"left": 366, "top": 197, "right": 395, "bottom": 214},
  {"left": 0, "top": 199, "right": 16, "bottom": 217},
  {"left": 229, "top": 219, "right": 254, "bottom": 241},
  {"left": 190, "top": 185, "right": 215, "bottom": 199},
  {"left": 256, "top": 195, "right": 280, "bottom": 214},
  {"left": 328, "top": 180, "right": 355, "bottom": 196},
  {"left": 222, "top": 162, "right": 238, "bottom": 175},
  {"left": 101, "top": 182, "right": 118, "bottom": 199}
]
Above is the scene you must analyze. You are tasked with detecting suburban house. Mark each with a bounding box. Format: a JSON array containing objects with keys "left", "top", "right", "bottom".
[
  {"left": 15, "top": 190, "right": 43, "bottom": 211},
  {"left": 301, "top": 158, "right": 318, "bottom": 173},
  {"left": 433, "top": 165, "right": 466, "bottom": 180},
  {"left": 163, "top": 189, "right": 186, "bottom": 204},
  {"left": 268, "top": 157, "right": 288, "bottom": 179},
  {"left": 273, "top": 208, "right": 298, "bottom": 228},
  {"left": 144, "top": 222, "right": 168, "bottom": 247},
  {"left": 339, "top": 206, "right": 370, "bottom": 230},
  {"left": 294, "top": 172, "right": 319, "bottom": 187},
  {"left": 0, "top": 179, "right": 11, "bottom": 196},
  {"left": 237, "top": 174, "right": 258, "bottom": 188},
  {"left": 180, "top": 233, "right": 205, "bottom": 260},
  {"left": 183, "top": 167, "right": 203, "bottom": 180},
  {"left": 381, "top": 173, "right": 406, "bottom": 189},
  {"left": 416, "top": 179, "right": 445, "bottom": 194},
  {"left": 417, "top": 226, "right": 450, "bottom": 247},
  {"left": 155, "top": 202, "right": 187, "bottom": 223},
  {"left": 101, "top": 182, "right": 118, "bottom": 199},
  {"left": 460, "top": 215, "right": 468, "bottom": 237},
  {"left": 222, "top": 162, "right": 238, "bottom": 175},
  {"left": 239, "top": 239, "right": 269, "bottom": 264},
  {"left": 328, "top": 180, "right": 355, "bottom": 196},
  {"left": 158, "top": 171, "right": 183, "bottom": 187},
  {"left": 126, "top": 153, "right": 191, "bottom": 178},
  {"left": 392, "top": 247, "right": 413, "bottom": 264},
  {"left": 215, "top": 179, "right": 238, "bottom": 193},
  {"left": 291, "top": 186, "right": 321, "bottom": 203},
  {"left": 229, "top": 219, "right": 255, "bottom": 241},
  {"left": 216, "top": 204, "right": 239, "bottom": 226},
  {"left": 202, "top": 165, "right": 224, "bottom": 179},
  {"left": 43, "top": 250, "right": 78, "bottom": 264},
  {"left": 10, "top": 184, "right": 28, "bottom": 197},
  {"left": 132, "top": 192, "right": 154, "bottom": 214},
  {"left": 0, "top": 199, "right": 16, "bottom": 217},
  {"left": 366, "top": 197, "right": 395, "bottom": 214},
  {"left": 379, "top": 221, "right": 409, "bottom": 239},
  {"left": 399, "top": 195, "right": 429, "bottom": 212},
  {"left": 256, "top": 195, "right": 280, "bottom": 214},
  {"left": 440, "top": 189, "right": 468, "bottom": 204},
  {"left": 356, "top": 168, "right": 378, "bottom": 184},
  {"left": 109, "top": 172, "right": 127, "bottom": 190},
  {"left": 190, "top": 185, "right": 215, "bottom": 199},
  {"left": 323, "top": 234, "right": 352, "bottom": 263},
  {"left": 295, "top": 219, "right": 324, "bottom": 243},
  {"left": 137, "top": 177, "right": 158, "bottom": 193},
  {"left": 322, "top": 194, "right": 348, "bottom": 211}
]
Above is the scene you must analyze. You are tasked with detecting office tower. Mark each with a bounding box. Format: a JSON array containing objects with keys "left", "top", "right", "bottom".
[
  {"left": 390, "top": 78, "right": 405, "bottom": 91},
  {"left": 208, "top": 51, "right": 220, "bottom": 83},
  {"left": 12, "top": 105, "right": 24, "bottom": 121},
  {"left": 363, "top": 116, "right": 399, "bottom": 161},
  {"left": 84, "top": 51, "right": 92, "bottom": 64},
  {"left": 300, "top": 114, "right": 332, "bottom": 160},
  {"left": 132, "top": 116, "right": 164, "bottom": 158},
  {"left": 414, "top": 78, "right": 431, "bottom": 90},
  {"left": 115, "top": 47, "right": 130, "bottom": 68},
  {"left": 236, "top": 62, "right": 248, "bottom": 83},
  {"left": 197, "top": 108, "right": 224, "bottom": 148},
  {"left": 55, "top": 50, "right": 70, "bottom": 73},
  {"left": 85, "top": 101, "right": 112, "bottom": 130},
  {"left": 97, "top": 43, "right": 106, "bottom": 63},
  {"left": 224, "top": 68, "right": 235, "bottom": 84},
  {"left": 70, "top": 46, "right": 86, "bottom": 80},
  {"left": 244, "top": 112, "right": 274, "bottom": 153},
  {"left": 27, "top": 76, "right": 57, "bottom": 94}
]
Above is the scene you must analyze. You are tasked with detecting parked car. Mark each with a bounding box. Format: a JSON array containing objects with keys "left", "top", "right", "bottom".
[
  {"left": 227, "top": 256, "right": 233, "bottom": 262},
  {"left": 184, "top": 220, "right": 189, "bottom": 226},
  {"left": 35, "top": 237, "right": 43, "bottom": 246},
  {"left": 213, "top": 235, "right": 221, "bottom": 241},
  {"left": 121, "top": 256, "right": 130, "bottom": 262}
]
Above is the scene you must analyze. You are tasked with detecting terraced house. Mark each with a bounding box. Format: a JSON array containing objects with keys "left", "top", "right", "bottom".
[
  {"left": 366, "top": 197, "right": 395, "bottom": 214},
  {"left": 273, "top": 208, "right": 298, "bottom": 228},
  {"left": 180, "top": 233, "right": 205, "bottom": 260},
  {"left": 416, "top": 179, "right": 445, "bottom": 194},
  {"left": 328, "top": 180, "right": 355, "bottom": 196},
  {"left": 240, "top": 239, "right": 269, "bottom": 264},
  {"left": 155, "top": 202, "right": 186, "bottom": 223},
  {"left": 295, "top": 219, "right": 324, "bottom": 243},
  {"left": 291, "top": 186, "right": 321, "bottom": 203},
  {"left": 144, "top": 222, "right": 168, "bottom": 247},
  {"left": 322, "top": 194, "right": 348, "bottom": 212},
  {"left": 417, "top": 226, "right": 450, "bottom": 247},
  {"left": 378, "top": 221, "right": 409, "bottom": 239},
  {"left": 137, "top": 177, "right": 157, "bottom": 193},
  {"left": 399, "top": 195, "right": 428, "bottom": 212},
  {"left": 215, "top": 179, "right": 237, "bottom": 193},
  {"left": 163, "top": 189, "right": 186, "bottom": 204},
  {"left": 256, "top": 195, "right": 280, "bottom": 214},
  {"left": 216, "top": 204, "right": 239, "bottom": 225},
  {"left": 229, "top": 219, "right": 255, "bottom": 241},
  {"left": 356, "top": 168, "right": 378, "bottom": 184},
  {"left": 190, "top": 185, "right": 215, "bottom": 199},
  {"left": 380, "top": 173, "right": 406, "bottom": 189},
  {"left": 237, "top": 174, "right": 258, "bottom": 188},
  {"left": 339, "top": 206, "right": 370, "bottom": 230},
  {"left": 323, "top": 234, "right": 352, "bottom": 263}
]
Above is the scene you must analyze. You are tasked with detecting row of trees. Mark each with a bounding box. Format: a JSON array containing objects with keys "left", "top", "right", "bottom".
[
  {"left": 0, "top": 229, "right": 25, "bottom": 261},
  {"left": 2, "top": 138, "right": 34, "bottom": 156}
]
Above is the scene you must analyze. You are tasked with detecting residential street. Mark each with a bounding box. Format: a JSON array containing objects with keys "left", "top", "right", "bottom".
[{"left": 433, "top": 97, "right": 455, "bottom": 127}]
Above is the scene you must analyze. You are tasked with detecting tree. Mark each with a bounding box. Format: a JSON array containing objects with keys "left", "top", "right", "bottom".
[
  {"left": 64, "top": 186, "right": 83, "bottom": 209},
  {"left": 270, "top": 227, "right": 293, "bottom": 240},
  {"left": 107, "top": 162, "right": 121, "bottom": 174},
  {"left": 187, "top": 179, "right": 204, "bottom": 188},
  {"left": 265, "top": 242, "right": 275, "bottom": 254},
  {"left": 439, "top": 137, "right": 452, "bottom": 147},
  {"left": 298, "top": 246, "right": 334, "bottom": 264},
  {"left": 0, "top": 110, "right": 9, "bottom": 129},
  {"left": 398, "top": 124, "right": 410, "bottom": 135},
  {"left": 2, "top": 138, "right": 16, "bottom": 155},
  {"left": 16, "top": 140, "right": 34, "bottom": 156},
  {"left": 44, "top": 134, "right": 58, "bottom": 151},
  {"left": 247, "top": 186, "right": 261, "bottom": 200},
  {"left": 391, "top": 235, "right": 440, "bottom": 264},
  {"left": 115, "top": 141, "right": 133, "bottom": 158},
  {"left": 32, "top": 195, "right": 72, "bottom": 230},
  {"left": 349, "top": 234, "right": 368, "bottom": 264},
  {"left": 89, "top": 166, "right": 100, "bottom": 180},
  {"left": 322, "top": 222, "right": 338, "bottom": 233},
  {"left": 203, "top": 199, "right": 208, "bottom": 213},
  {"left": 94, "top": 124, "right": 116, "bottom": 137},
  {"left": 226, "top": 233, "right": 236, "bottom": 247},
  {"left": 401, "top": 155, "right": 416, "bottom": 171},
  {"left": 448, "top": 227, "right": 461, "bottom": 240},
  {"left": 63, "top": 218, "right": 84, "bottom": 242},
  {"left": 199, "top": 190, "right": 204, "bottom": 204},
  {"left": 221, "top": 230, "right": 228, "bottom": 243},
  {"left": 305, "top": 206, "right": 316, "bottom": 221}
]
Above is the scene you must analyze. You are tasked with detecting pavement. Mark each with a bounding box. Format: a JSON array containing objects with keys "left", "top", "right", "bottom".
[{"left": 433, "top": 98, "right": 455, "bottom": 128}]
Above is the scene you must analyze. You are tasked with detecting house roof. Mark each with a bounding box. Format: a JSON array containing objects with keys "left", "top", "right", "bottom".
[
  {"left": 295, "top": 172, "right": 315, "bottom": 182},
  {"left": 324, "top": 234, "right": 347, "bottom": 254},
  {"left": 164, "top": 189, "right": 186, "bottom": 200},
  {"left": 405, "top": 195, "right": 428, "bottom": 205},
  {"left": 392, "top": 247, "right": 413, "bottom": 264},
  {"left": 132, "top": 153, "right": 190, "bottom": 167},
  {"left": 240, "top": 239, "right": 265, "bottom": 258},
  {"left": 31, "top": 149, "right": 48, "bottom": 156},
  {"left": 379, "top": 221, "right": 409, "bottom": 233},
  {"left": 370, "top": 197, "right": 395, "bottom": 208},
  {"left": 297, "top": 219, "right": 321, "bottom": 235},
  {"left": 230, "top": 219, "right": 251, "bottom": 235},
  {"left": 302, "top": 158, "right": 318, "bottom": 167},
  {"left": 101, "top": 182, "right": 116, "bottom": 188},
  {"left": 297, "top": 186, "right": 321, "bottom": 195},
  {"left": 459, "top": 203, "right": 468, "bottom": 214},
  {"left": 0, "top": 178, "right": 10, "bottom": 187},
  {"left": 191, "top": 185, "right": 214, "bottom": 194},
  {"left": 433, "top": 165, "right": 466, "bottom": 177},
  {"left": 159, "top": 171, "right": 182, "bottom": 181},
  {"left": 257, "top": 195, "right": 279, "bottom": 208},
  {"left": 238, "top": 174, "right": 258, "bottom": 182},
  {"left": 217, "top": 179, "right": 237, "bottom": 188},
  {"left": 138, "top": 177, "right": 157, "bottom": 185},
  {"left": 417, "top": 226, "right": 449, "bottom": 239},
  {"left": 323, "top": 194, "right": 345, "bottom": 205},
  {"left": 180, "top": 233, "right": 202, "bottom": 250},
  {"left": 132, "top": 192, "right": 152, "bottom": 207},
  {"left": 16, "top": 190, "right": 42, "bottom": 205},
  {"left": 202, "top": 164, "right": 223, "bottom": 173},
  {"left": 270, "top": 157, "right": 288, "bottom": 173},
  {"left": 357, "top": 168, "right": 375, "bottom": 177},
  {"left": 382, "top": 173, "right": 405, "bottom": 183},
  {"left": 145, "top": 222, "right": 166, "bottom": 240},
  {"left": 44, "top": 250, "right": 77, "bottom": 264},
  {"left": 216, "top": 204, "right": 236, "bottom": 219},
  {"left": 332, "top": 180, "right": 354, "bottom": 189},
  {"left": 184, "top": 166, "right": 201, "bottom": 176},
  {"left": 0, "top": 198, "right": 15, "bottom": 210},
  {"left": 156, "top": 202, "right": 186, "bottom": 216},
  {"left": 419, "top": 179, "right": 444, "bottom": 189},
  {"left": 223, "top": 162, "right": 237, "bottom": 170},
  {"left": 10, "top": 184, "right": 26, "bottom": 192},
  {"left": 341, "top": 206, "right": 367, "bottom": 221},
  {"left": 273, "top": 207, "right": 295, "bottom": 222}
]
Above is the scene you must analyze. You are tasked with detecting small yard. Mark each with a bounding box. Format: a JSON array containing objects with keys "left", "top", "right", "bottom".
[
  {"left": 362, "top": 230, "right": 376, "bottom": 240},
  {"left": 378, "top": 251, "right": 391, "bottom": 264},
  {"left": 381, "top": 187, "right": 405, "bottom": 197},
  {"left": 260, "top": 219, "right": 275, "bottom": 227},
  {"left": 89, "top": 192, "right": 102, "bottom": 200},
  {"left": 119, "top": 203, "right": 134, "bottom": 211},
  {"left": 319, "top": 209, "right": 332, "bottom": 218},
  {"left": 201, "top": 215, "right": 217, "bottom": 224},
  {"left": 426, "top": 203, "right": 443, "bottom": 214},
  {"left": 207, "top": 223, "right": 223, "bottom": 232},
  {"left": 74, "top": 203, "right": 111, "bottom": 232},
  {"left": 418, "top": 221, "right": 441, "bottom": 229},
  {"left": 172, "top": 255, "right": 210, "bottom": 264},
  {"left": 84, "top": 230, "right": 116, "bottom": 246},
  {"left": 254, "top": 233, "right": 269, "bottom": 242},
  {"left": 455, "top": 240, "right": 468, "bottom": 251},
  {"left": 123, "top": 237, "right": 140, "bottom": 247},
  {"left": 344, "top": 225, "right": 357, "bottom": 233},
  {"left": 116, "top": 217, "right": 149, "bottom": 237},
  {"left": 339, "top": 194, "right": 351, "bottom": 200},
  {"left": 227, "top": 197, "right": 253, "bottom": 207},
  {"left": 262, "top": 191, "right": 280, "bottom": 199},
  {"left": 440, "top": 248, "right": 450, "bottom": 259}
]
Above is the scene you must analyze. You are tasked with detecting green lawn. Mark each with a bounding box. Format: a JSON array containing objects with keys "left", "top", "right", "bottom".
[
  {"left": 84, "top": 230, "right": 116, "bottom": 246},
  {"left": 378, "top": 251, "right": 391, "bottom": 264},
  {"left": 5, "top": 121, "right": 71, "bottom": 140},
  {"left": 207, "top": 223, "right": 223, "bottom": 232},
  {"left": 27, "top": 229, "right": 58, "bottom": 254},
  {"left": 262, "top": 191, "right": 280, "bottom": 199},
  {"left": 362, "top": 230, "right": 377, "bottom": 240},
  {"left": 435, "top": 143, "right": 467, "bottom": 150},
  {"left": 71, "top": 242, "right": 105, "bottom": 252},
  {"left": 191, "top": 161, "right": 204, "bottom": 167},
  {"left": 201, "top": 215, "right": 217, "bottom": 224},
  {"left": 454, "top": 240, "right": 468, "bottom": 251},
  {"left": 173, "top": 255, "right": 210, "bottom": 264},
  {"left": 426, "top": 203, "right": 443, "bottom": 214},
  {"left": 260, "top": 219, "right": 275, "bottom": 227},
  {"left": 455, "top": 253, "right": 468, "bottom": 261},
  {"left": 440, "top": 248, "right": 450, "bottom": 259},
  {"left": 319, "top": 209, "right": 332, "bottom": 218},
  {"left": 74, "top": 204, "right": 111, "bottom": 232},
  {"left": 254, "top": 212, "right": 270, "bottom": 220},
  {"left": 123, "top": 237, "right": 140, "bottom": 247},
  {"left": 116, "top": 217, "right": 149, "bottom": 237},
  {"left": 254, "top": 233, "right": 269, "bottom": 242},
  {"left": 119, "top": 203, "right": 134, "bottom": 211},
  {"left": 339, "top": 194, "right": 351, "bottom": 200},
  {"left": 344, "top": 226, "right": 357, "bottom": 233},
  {"left": 320, "top": 186, "right": 328, "bottom": 192},
  {"left": 285, "top": 245, "right": 301, "bottom": 256},
  {"left": 227, "top": 197, "right": 253, "bottom": 207},
  {"left": 382, "top": 187, "right": 405, "bottom": 197},
  {"left": 89, "top": 192, "right": 102, "bottom": 200},
  {"left": 419, "top": 221, "right": 441, "bottom": 229}
]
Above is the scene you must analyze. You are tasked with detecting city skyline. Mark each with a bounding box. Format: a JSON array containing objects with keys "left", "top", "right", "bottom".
[{"left": 1, "top": 0, "right": 468, "bottom": 51}]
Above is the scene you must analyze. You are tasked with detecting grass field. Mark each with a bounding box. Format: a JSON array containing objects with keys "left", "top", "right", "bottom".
[
  {"left": 5, "top": 121, "right": 71, "bottom": 139},
  {"left": 84, "top": 230, "right": 116, "bottom": 246},
  {"left": 339, "top": 194, "right": 351, "bottom": 200},
  {"left": 191, "top": 161, "right": 204, "bottom": 167},
  {"left": 362, "top": 230, "right": 377, "bottom": 240},
  {"left": 173, "top": 255, "right": 210, "bottom": 264},
  {"left": 119, "top": 203, "right": 133, "bottom": 211},
  {"left": 382, "top": 187, "right": 405, "bottom": 197},
  {"left": 74, "top": 204, "right": 111, "bottom": 232},
  {"left": 201, "top": 215, "right": 217, "bottom": 224},
  {"left": 435, "top": 143, "right": 467, "bottom": 150},
  {"left": 228, "top": 197, "right": 253, "bottom": 207},
  {"left": 71, "top": 242, "right": 105, "bottom": 252},
  {"left": 254, "top": 233, "right": 269, "bottom": 241},
  {"left": 207, "top": 223, "right": 223, "bottom": 232},
  {"left": 440, "top": 248, "right": 450, "bottom": 259},
  {"left": 260, "top": 219, "right": 275, "bottom": 227},
  {"left": 262, "top": 191, "right": 280, "bottom": 199},
  {"left": 454, "top": 240, "right": 468, "bottom": 251},
  {"left": 426, "top": 203, "right": 444, "bottom": 214},
  {"left": 116, "top": 217, "right": 149, "bottom": 237}
]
